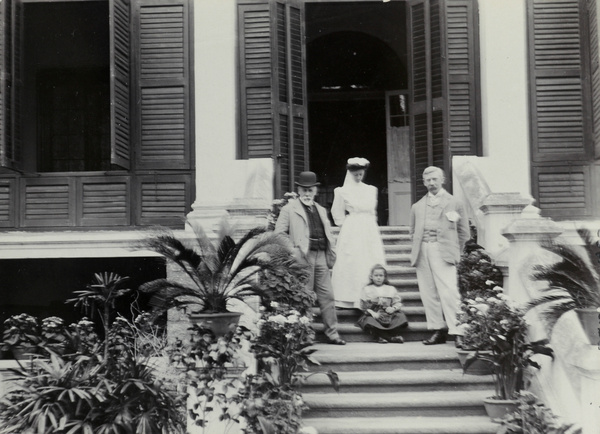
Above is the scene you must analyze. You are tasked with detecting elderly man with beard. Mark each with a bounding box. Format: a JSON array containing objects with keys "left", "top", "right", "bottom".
[{"left": 275, "top": 171, "right": 345, "bottom": 345}]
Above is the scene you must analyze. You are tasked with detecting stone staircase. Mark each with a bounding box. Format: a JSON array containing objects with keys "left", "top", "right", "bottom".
[{"left": 304, "top": 226, "right": 497, "bottom": 434}]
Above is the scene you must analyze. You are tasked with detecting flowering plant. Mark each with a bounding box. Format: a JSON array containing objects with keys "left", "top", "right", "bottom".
[
  {"left": 253, "top": 302, "right": 316, "bottom": 385},
  {"left": 234, "top": 301, "right": 337, "bottom": 434},
  {"left": 457, "top": 285, "right": 508, "bottom": 350},
  {"left": 461, "top": 289, "right": 553, "bottom": 399},
  {"left": 1, "top": 313, "right": 41, "bottom": 350},
  {"left": 457, "top": 246, "right": 504, "bottom": 299},
  {"left": 267, "top": 192, "right": 298, "bottom": 230}
]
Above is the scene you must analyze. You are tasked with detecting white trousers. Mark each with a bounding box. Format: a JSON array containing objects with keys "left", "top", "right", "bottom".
[{"left": 415, "top": 242, "right": 463, "bottom": 335}]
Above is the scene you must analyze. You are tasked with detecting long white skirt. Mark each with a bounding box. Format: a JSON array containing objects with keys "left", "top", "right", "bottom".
[{"left": 332, "top": 213, "right": 386, "bottom": 308}]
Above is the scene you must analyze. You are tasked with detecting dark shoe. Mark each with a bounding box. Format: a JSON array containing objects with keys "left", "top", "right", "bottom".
[
  {"left": 454, "top": 335, "right": 464, "bottom": 349},
  {"left": 376, "top": 337, "right": 388, "bottom": 344},
  {"left": 422, "top": 330, "right": 447, "bottom": 345},
  {"left": 327, "top": 337, "right": 346, "bottom": 345},
  {"left": 388, "top": 336, "right": 404, "bottom": 344}
]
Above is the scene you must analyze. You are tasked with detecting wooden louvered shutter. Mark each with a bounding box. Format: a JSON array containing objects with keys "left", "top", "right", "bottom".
[
  {"left": 0, "top": 0, "right": 21, "bottom": 171},
  {"left": 408, "top": 0, "right": 480, "bottom": 201},
  {"left": 444, "top": 0, "right": 480, "bottom": 156},
  {"left": 134, "top": 0, "right": 191, "bottom": 170},
  {"left": 587, "top": 0, "right": 600, "bottom": 158},
  {"left": 110, "top": 0, "right": 131, "bottom": 169},
  {"left": 279, "top": 0, "right": 307, "bottom": 195},
  {"left": 238, "top": 0, "right": 307, "bottom": 197},
  {"left": 408, "top": 0, "right": 447, "bottom": 200},
  {"left": 528, "top": 0, "right": 596, "bottom": 218}
]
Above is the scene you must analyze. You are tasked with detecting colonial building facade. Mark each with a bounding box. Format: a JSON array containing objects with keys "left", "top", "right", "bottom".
[{"left": 0, "top": 0, "right": 599, "bottom": 323}]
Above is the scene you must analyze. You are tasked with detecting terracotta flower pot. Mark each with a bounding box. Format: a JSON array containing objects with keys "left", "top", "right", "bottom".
[
  {"left": 483, "top": 396, "right": 519, "bottom": 421},
  {"left": 576, "top": 307, "right": 600, "bottom": 345},
  {"left": 189, "top": 311, "right": 243, "bottom": 337},
  {"left": 456, "top": 349, "right": 494, "bottom": 375}
]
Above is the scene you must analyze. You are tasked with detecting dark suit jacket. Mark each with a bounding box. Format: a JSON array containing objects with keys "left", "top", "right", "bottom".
[{"left": 274, "top": 199, "right": 336, "bottom": 268}]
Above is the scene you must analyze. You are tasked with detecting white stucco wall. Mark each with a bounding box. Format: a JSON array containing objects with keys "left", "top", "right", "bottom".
[
  {"left": 191, "top": 1, "right": 273, "bottom": 224},
  {"left": 462, "top": 0, "right": 531, "bottom": 196}
]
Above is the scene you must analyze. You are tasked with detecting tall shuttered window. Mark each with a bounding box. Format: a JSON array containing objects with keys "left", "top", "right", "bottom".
[
  {"left": 528, "top": 0, "right": 599, "bottom": 219},
  {"left": 238, "top": 0, "right": 308, "bottom": 197},
  {"left": 0, "top": 0, "right": 193, "bottom": 229},
  {"left": 408, "top": 0, "right": 480, "bottom": 200}
]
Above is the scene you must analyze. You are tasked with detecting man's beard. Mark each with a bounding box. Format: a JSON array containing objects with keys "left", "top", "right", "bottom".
[{"left": 300, "top": 196, "right": 314, "bottom": 206}]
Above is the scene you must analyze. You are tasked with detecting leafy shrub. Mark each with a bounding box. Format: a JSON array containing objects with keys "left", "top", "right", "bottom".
[
  {"left": 0, "top": 272, "right": 186, "bottom": 434},
  {"left": 460, "top": 291, "right": 553, "bottom": 399},
  {"left": 498, "top": 391, "right": 581, "bottom": 434},
  {"left": 457, "top": 244, "right": 504, "bottom": 299}
]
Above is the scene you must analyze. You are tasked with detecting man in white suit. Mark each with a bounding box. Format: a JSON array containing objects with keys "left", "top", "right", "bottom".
[
  {"left": 275, "top": 171, "right": 345, "bottom": 345},
  {"left": 409, "top": 166, "right": 470, "bottom": 346}
]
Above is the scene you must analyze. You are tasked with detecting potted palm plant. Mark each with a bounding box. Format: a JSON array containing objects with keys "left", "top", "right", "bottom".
[
  {"left": 526, "top": 228, "right": 600, "bottom": 344},
  {"left": 139, "top": 219, "right": 302, "bottom": 336}
]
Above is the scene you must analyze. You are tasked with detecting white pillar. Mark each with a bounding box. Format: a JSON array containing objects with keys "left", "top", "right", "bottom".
[
  {"left": 188, "top": 1, "right": 273, "bottom": 235},
  {"left": 477, "top": 0, "right": 531, "bottom": 194}
]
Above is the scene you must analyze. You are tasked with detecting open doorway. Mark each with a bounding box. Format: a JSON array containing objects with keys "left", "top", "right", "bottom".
[{"left": 306, "top": 1, "right": 408, "bottom": 226}]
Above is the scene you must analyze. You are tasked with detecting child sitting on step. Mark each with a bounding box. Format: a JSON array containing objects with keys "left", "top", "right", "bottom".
[{"left": 357, "top": 264, "right": 408, "bottom": 344}]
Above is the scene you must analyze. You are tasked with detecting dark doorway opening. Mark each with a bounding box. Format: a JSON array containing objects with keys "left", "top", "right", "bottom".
[{"left": 306, "top": 2, "right": 407, "bottom": 225}]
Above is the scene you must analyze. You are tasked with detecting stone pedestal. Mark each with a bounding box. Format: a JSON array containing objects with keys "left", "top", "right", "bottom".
[
  {"left": 501, "top": 205, "right": 562, "bottom": 304},
  {"left": 479, "top": 192, "right": 532, "bottom": 258}
]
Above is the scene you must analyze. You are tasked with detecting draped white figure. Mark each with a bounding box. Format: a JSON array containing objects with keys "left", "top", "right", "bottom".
[{"left": 331, "top": 161, "right": 387, "bottom": 308}]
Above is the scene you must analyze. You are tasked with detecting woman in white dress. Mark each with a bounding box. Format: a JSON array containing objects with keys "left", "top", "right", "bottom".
[{"left": 331, "top": 157, "right": 387, "bottom": 308}]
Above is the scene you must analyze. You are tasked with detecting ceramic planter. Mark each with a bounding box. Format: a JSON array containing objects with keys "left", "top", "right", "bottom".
[
  {"left": 456, "top": 349, "right": 494, "bottom": 375},
  {"left": 483, "top": 396, "right": 519, "bottom": 421},
  {"left": 575, "top": 307, "right": 600, "bottom": 345},
  {"left": 189, "top": 311, "right": 243, "bottom": 337}
]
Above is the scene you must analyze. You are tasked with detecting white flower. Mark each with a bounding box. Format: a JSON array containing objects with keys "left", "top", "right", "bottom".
[
  {"left": 270, "top": 301, "right": 279, "bottom": 308},
  {"left": 268, "top": 314, "right": 287, "bottom": 325},
  {"left": 299, "top": 316, "right": 310, "bottom": 325},
  {"left": 473, "top": 303, "right": 490, "bottom": 314},
  {"left": 287, "top": 314, "right": 299, "bottom": 324},
  {"left": 475, "top": 297, "right": 484, "bottom": 303},
  {"left": 445, "top": 211, "right": 461, "bottom": 222},
  {"left": 493, "top": 286, "right": 504, "bottom": 293},
  {"left": 485, "top": 280, "right": 495, "bottom": 286}
]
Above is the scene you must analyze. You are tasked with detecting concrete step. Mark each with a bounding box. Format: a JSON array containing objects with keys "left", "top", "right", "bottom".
[
  {"left": 302, "top": 415, "right": 498, "bottom": 434},
  {"left": 385, "top": 252, "right": 412, "bottom": 265},
  {"left": 302, "top": 368, "right": 493, "bottom": 393},
  {"left": 388, "top": 278, "right": 419, "bottom": 289},
  {"left": 386, "top": 265, "right": 417, "bottom": 277},
  {"left": 313, "top": 320, "right": 430, "bottom": 343},
  {"left": 302, "top": 389, "right": 491, "bottom": 418},
  {"left": 322, "top": 305, "right": 426, "bottom": 324},
  {"left": 307, "top": 342, "right": 462, "bottom": 372}
]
